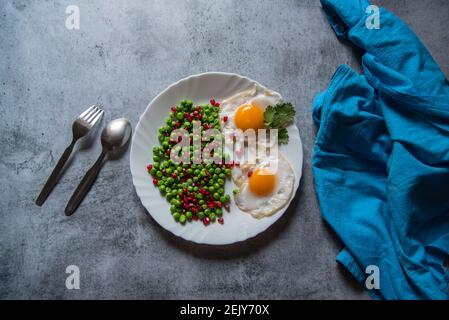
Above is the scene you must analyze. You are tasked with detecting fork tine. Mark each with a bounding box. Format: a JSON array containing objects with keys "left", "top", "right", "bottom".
[
  {"left": 79, "top": 105, "right": 97, "bottom": 119},
  {"left": 81, "top": 106, "right": 98, "bottom": 122},
  {"left": 88, "top": 109, "right": 104, "bottom": 126},
  {"left": 84, "top": 107, "right": 101, "bottom": 123}
]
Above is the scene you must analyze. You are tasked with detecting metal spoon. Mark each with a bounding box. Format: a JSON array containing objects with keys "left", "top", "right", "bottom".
[{"left": 65, "top": 118, "right": 132, "bottom": 216}]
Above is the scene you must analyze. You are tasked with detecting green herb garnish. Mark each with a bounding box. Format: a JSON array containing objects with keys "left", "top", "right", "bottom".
[{"left": 264, "top": 102, "right": 295, "bottom": 144}]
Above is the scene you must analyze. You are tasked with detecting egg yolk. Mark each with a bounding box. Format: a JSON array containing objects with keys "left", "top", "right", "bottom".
[
  {"left": 234, "top": 103, "right": 264, "bottom": 131},
  {"left": 249, "top": 168, "right": 276, "bottom": 196}
]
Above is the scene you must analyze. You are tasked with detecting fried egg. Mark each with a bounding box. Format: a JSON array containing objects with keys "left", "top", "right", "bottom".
[
  {"left": 232, "top": 154, "right": 295, "bottom": 219},
  {"left": 219, "top": 84, "right": 282, "bottom": 132}
]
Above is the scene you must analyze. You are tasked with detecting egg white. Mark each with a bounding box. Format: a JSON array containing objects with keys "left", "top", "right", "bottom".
[
  {"left": 233, "top": 154, "right": 295, "bottom": 219},
  {"left": 219, "top": 84, "right": 282, "bottom": 131}
]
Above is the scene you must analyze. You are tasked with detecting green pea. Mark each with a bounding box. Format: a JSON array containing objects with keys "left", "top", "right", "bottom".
[
  {"left": 186, "top": 211, "right": 193, "bottom": 220},
  {"left": 213, "top": 193, "right": 219, "bottom": 200},
  {"left": 153, "top": 155, "right": 160, "bottom": 162},
  {"left": 176, "top": 112, "right": 184, "bottom": 120},
  {"left": 233, "top": 189, "right": 239, "bottom": 195},
  {"left": 197, "top": 212, "right": 205, "bottom": 219},
  {"left": 159, "top": 185, "right": 166, "bottom": 193},
  {"left": 173, "top": 212, "right": 180, "bottom": 221},
  {"left": 219, "top": 173, "right": 225, "bottom": 179},
  {"left": 217, "top": 178, "right": 224, "bottom": 185},
  {"left": 209, "top": 213, "right": 216, "bottom": 221},
  {"left": 208, "top": 186, "right": 215, "bottom": 193},
  {"left": 179, "top": 215, "right": 186, "bottom": 223},
  {"left": 156, "top": 171, "right": 163, "bottom": 178},
  {"left": 150, "top": 168, "right": 157, "bottom": 175},
  {"left": 224, "top": 194, "right": 230, "bottom": 202},
  {"left": 220, "top": 196, "right": 226, "bottom": 203},
  {"left": 215, "top": 208, "right": 222, "bottom": 215}
]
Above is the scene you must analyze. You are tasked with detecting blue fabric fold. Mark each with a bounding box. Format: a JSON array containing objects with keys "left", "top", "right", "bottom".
[{"left": 313, "top": 0, "right": 449, "bottom": 299}]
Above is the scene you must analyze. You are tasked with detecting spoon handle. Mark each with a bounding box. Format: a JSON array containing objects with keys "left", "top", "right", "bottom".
[{"left": 65, "top": 148, "right": 108, "bottom": 216}]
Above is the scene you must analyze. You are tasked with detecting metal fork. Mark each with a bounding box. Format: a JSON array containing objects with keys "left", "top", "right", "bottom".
[{"left": 35, "top": 105, "right": 104, "bottom": 206}]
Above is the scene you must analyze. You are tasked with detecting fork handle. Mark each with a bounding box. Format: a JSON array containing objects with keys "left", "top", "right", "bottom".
[
  {"left": 36, "top": 139, "right": 77, "bottom": 206},
  {"left": 65, "top": 149, "right": 108, "bottom": 216}
]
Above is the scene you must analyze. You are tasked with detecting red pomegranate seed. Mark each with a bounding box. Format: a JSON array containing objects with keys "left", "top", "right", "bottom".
[
  {"left": 171, "top": 106, "right": 177, "bottom": 112},
  {"left": 224, "top": 204, "right": 230, "bottom": 210},
  {"left": 192, "top": 215, "right": 198, "bottom": 221},
  {"left": 198, "top": 114, "right": 203, "bottom": 120},
  {"left": 247, "top": 170, "right": 253, "bottom": 177},
  {"left": 223, "top": 116, "right": 228, "bottom": 122},
  {"left": 210, "top": 99, "right": 216, "bottom": 106},
  {"left": 166, "top": 149, "right": 171, "bottom": 156},
  {"left": 215, "top": 102, "right": 220, "bottom": 107},
  {"left": 218, "top": 218, "right": 224, "bottom": 224},
  {"left": 146, "top": 164, "right": 153, "bottom": 171},
  {"left": 203, "top": 217, "right": 210, "bottom": 226},
  {"left": 152, "top": 178, "right": 158, "bottom": 186}
]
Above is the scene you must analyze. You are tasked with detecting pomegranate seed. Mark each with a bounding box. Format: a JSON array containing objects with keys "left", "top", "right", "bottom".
[
  {"left": 203, "top": 217, "right": 210, "bottom": 226},
  {"left": 224, "top": 204, "right": 230, "bottom": 210},
  {"left": 166, "top": 149, "right": 171, "bottom": 156},
  {"left": 198, "top": 114, "right": 203, "bottom": 120},
  {"left": 172, "top": 173, "right": 177, "bottom": 179},
  {"left": 218, "top": 218, "right": 224, "bottom": 224},
  {"left": 210, "top": 99, "right": 216, "bottom": 106},
  {"left": 215, "top": 102, "right": 220, "bottom": 107},
  {"left": 146, "top": 164, "right": 153, "bottom": 171},
  {"left": 223, "top": 116, "right": 228, "bottom": 122},
  {"left": 247, "top": 170, "right": 253, "bottom": 177},
  {"left": 152, "top": 178, "right": 158, "bottom": 186},
  {"left": 171, "top": 106, "right": 177, "bottom": 112}
]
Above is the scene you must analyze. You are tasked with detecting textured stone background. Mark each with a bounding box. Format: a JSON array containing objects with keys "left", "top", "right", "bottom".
[{"left": 1, "top": 0, "right": 448, "bottom": 299}]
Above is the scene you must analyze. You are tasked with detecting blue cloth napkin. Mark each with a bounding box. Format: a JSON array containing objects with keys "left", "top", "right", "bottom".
[{"left": 313, "top": 0, "right": 449, "bottom": 299}]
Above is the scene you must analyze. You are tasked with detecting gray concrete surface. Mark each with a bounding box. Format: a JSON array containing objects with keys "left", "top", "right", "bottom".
[{"left": 1, "top": 0, "right": 448, "bottom": 299}]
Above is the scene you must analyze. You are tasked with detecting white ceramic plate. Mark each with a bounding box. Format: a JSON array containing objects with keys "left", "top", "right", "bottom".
[{"left": 130, "top": 72, "right": 303, "bottom": 245}]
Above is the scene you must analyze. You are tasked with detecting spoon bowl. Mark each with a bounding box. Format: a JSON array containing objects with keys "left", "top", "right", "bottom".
[{"left": 101, "top": 118, "right": 132, "bottom": 151}]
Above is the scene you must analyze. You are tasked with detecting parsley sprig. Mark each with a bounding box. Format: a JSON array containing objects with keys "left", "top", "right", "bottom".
[{"left": 264, "top": 102, "right": 296, "bottom": 144}]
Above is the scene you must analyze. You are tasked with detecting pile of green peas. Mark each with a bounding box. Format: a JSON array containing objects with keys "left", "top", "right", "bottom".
[{"left": 147, "top": 99, "right": 232, "bottom": 226}]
